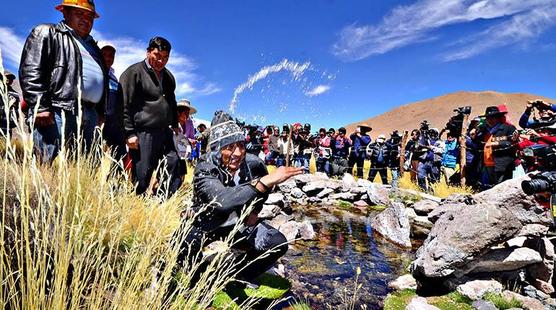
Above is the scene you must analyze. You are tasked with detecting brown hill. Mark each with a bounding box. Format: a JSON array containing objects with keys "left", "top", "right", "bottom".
[{"left": 345, "top": 91, "right": 556, "bottom": 138}]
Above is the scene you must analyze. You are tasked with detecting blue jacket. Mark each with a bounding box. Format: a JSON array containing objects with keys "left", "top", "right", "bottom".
[
  {"left": 350, "top": 133, "right": 371, "bottom": 158},
  {"left": 441, "top": 139, "right": 458, "bottom": 168}
]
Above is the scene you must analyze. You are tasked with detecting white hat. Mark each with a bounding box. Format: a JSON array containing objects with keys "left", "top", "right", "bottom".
[
  {"left": 177, "top": 99, "right": 197, "bottom": 114},
  {"left": 377, "top": 134, "right": 386, "bottom": 141}
]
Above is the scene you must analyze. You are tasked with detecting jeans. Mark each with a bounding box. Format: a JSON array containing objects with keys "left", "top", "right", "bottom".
[
  {"left": 316, "top": 157, "right": 330, "bottom": 175},
  {"left": 417, "top": 161, "right": 440, "bottom": 191},
  {"left": 81, "top": 106, "right": 98, "bottom": 154},
  {"left": 33, "top": 108, "right": 78, "bottom": 163},
  {"left": 391, "top": 168, "right": 399, "bottom": 188},
  {"left": 294, "top": 154, "right": 309, "bottom": 172}
]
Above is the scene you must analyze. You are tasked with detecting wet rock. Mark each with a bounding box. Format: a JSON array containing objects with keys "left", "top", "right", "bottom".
[
  {"left": 298, "top": 220, "right": 315, "bottom": 240},
  {"left": 290, "top": 188, "right": 305, "bottom": 199},
  {"left": 457, "top": 279, "right": 503, "bottom": 300},
  {"left": 474, "top": 176, "right": 552, "bottom": 226},
  {"left": 279, "top": 221, "right": 300, "bottom": 243},
  {"left": 267, "top": 214, "right": 294, "bottom": 229},
  {"left": 472, "top": 300, "right": 497, "bottom": 310},
  {"left": 371, "top": 202, "right": 411, "bottom": 248},
  {"left": 461, "top": 247, "right": 542, "bottom": 275},
  {"left": 525, "top": 237, "right": 555, "bottom": 294},
  {"left": 406, "top": 297, "right": 440, "bottom": 310},
  {"left": 278, "top": 179, "right": 297, "bottom": 193},
  {"left": 413, "top": 199, "right": 439, "bottom": 215},
  {"left": 366, "top": 183, "right": 391, "bottom": 206},
  {"left": 342, "top": 173, "right": 358, "bottom": 191},
  {"left": 258, "top": 204, "right": 281, "bottom": 219},
  {"left": 265, "top": 192, "right": 285, "bottom": 207},
  {"left": 317, "top": 188, "right": 334, "bottom": 199},
  {"left": 388, "top": 274, "right": 417, "bottom": 290},
  {"left": 502, "top": 290, "right": 545, "bottom": 310},
  {"left": 412, "top": 203, "right": 522, "bottom": 282},
  {"left": 518, "top": 224, "right": 550, "bottom": 237}
]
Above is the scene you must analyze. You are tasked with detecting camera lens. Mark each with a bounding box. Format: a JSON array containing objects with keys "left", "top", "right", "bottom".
[{"left": 521, "top": 179, "right": 550, "bottom": 195}]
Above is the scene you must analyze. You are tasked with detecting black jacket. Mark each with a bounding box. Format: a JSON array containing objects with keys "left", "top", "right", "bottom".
[
  {"left": 192, "top": 153, "right": 269, "bottom": 232},
  {"left": 19, "top": 21, "right": 107, "bottom": 116},
  {"left": 476, "top": 122, "right": 517, "bottom": 172},
  {"left": 367, "top": 142, "right": 391, "bottom": 166},
  {"left": 120, "top": 61, "right": 178, "bottom": 138}
]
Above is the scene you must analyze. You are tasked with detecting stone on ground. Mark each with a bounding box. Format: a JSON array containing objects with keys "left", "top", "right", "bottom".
[{"left": 456, "top": 279, "right": 503, "bottom": 300}]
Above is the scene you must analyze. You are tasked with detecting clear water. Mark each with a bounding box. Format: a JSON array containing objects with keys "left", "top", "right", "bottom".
[{"left": 283, "top": 206, "right": 417, "bottom": 309}]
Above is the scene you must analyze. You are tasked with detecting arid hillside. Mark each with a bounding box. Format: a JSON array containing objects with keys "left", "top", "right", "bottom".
[{"left": 345, "top": 91, "right": 556, "bottom": 137}]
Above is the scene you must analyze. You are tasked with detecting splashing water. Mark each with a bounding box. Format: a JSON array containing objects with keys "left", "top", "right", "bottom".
[{"left": 229, "top": 59, "right": 311, "bottom": 113}]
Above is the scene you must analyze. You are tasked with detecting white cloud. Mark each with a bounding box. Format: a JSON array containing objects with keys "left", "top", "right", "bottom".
[
  {"left": 0, "top": 27, "right": 24, "bottom": 70},
  {"left": 0, "top": 26, "right": 219, "bottom": 97},
  {"left": 305, "top": 85, "right": 331, "bottom": 97},
  {"left": 332, "top": 0, "right": 556, "bottom": 61},
  {"left": 442, "top": 6, "right": 556, "bottom": 61}
]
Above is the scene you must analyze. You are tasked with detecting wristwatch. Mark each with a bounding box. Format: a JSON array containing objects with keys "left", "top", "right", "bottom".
[{"left": 250, "top": 178, "right": 271, "bottom": 193}]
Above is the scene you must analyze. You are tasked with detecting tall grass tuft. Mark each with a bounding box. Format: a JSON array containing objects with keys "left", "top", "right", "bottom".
[{"left": 0, "top": 52, "right": 281, "bottom": 309}]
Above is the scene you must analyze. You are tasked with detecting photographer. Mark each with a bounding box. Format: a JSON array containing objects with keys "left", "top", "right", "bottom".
[
  {"left": 476, "top": 105, "right": 517, "bottom": 188},
  {"left": 519, "top": 99, "right": 556, "bottom": 129},
  {"left": 367, "top": 134, "right": 390, "bottom": 184},
  {"left": 416, "top": 126, "right": 444, "bottom": 191},
  {"left": 348, "top": 124, "right": 372, "bottom": 178}
]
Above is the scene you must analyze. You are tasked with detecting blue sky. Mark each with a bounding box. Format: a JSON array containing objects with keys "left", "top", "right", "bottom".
[{"left": 1, "top": 0, "right": 556, "bottom": 129}]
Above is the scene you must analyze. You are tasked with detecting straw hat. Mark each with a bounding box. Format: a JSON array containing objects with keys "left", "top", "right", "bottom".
[{"left": 177, "top": 99, "right": 197, "bottom": 114}]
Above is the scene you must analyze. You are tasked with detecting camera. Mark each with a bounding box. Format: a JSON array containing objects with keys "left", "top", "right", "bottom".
[
  {"left": 420, "top": 120, "right": 430, "bottom": 132},
  {"left": 522, "top": 171, "right": 556, "bottom": 195},
  {"left": 445, "top": 106, "right": 472, "bottom": 137}
]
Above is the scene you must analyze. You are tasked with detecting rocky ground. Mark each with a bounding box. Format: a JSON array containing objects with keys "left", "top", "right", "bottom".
[{"left": 261, "top": 172, "right": 556, "bottom": 309}]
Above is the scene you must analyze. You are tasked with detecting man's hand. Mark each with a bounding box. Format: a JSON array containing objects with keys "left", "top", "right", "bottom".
[
  {"left": 245, "top": 212, "right": 259, "bottom": 226},
  {"left": 260, "top": 166, "right": 304, "bottom": 189},
  {"left": 34, "top": 111, "right": 54, "bottom": 128},
  {"left": 127, "top": 136, "right": 139, "bottom": 150}
]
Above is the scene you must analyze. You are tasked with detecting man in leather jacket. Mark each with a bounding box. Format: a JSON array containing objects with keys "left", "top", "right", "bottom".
[
  {"left": 173, "top": 111, "right": 303, "bottom": 286},
  {"left": 19, "top": 0, "right": 107, "bottom": 162}
]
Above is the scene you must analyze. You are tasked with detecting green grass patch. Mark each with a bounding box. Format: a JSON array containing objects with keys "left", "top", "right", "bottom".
[
  {"left": 428, "top": 292, "right": 473, "bottom": 310},
  {"left": 368, "top": 205, "right": 388, "bottom": 212},
  {"left": 212, "top": 274, "right": 291, "bottom": 309},
  {"left": 483, "top": 292, "right": 523, "bottom": 310},
  {"left": 291, "top": 302, "right": 312, "bottom": 310},
  {"left": 383, "top": 289, "right": 417, "bottom": 310},
  {"left": 337, "top": 200, "right": 353, "bottom": 209}
]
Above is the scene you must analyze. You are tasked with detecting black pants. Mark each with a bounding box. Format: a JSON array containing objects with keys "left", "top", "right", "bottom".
[
  {"left": 368, "top": 163, "right": 388, "bottom": 184},
  {"left": 348, "top": 154, "right": 365, "bottom": 178},
  {"left": 174, "top": 221, "right": 288, "bottom": 285},
  {"left": 130, "top": 128, "right": 180, "bottom": 196}
]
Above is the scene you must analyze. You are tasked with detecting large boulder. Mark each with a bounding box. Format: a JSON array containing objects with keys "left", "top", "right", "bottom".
[
  {"left": 459, "top": 247, "right": 542, "bottom": 275},
  {"left": 371, "top": 202, "right": 411, "bottom": 248},
  {"left": 473, "top": 176, "right": 552, "bottom": 226},
  {"left": 412, "top": 203, "right": 522, "bottom": 285},
  {"left": 298, "top": 220, "right": 316, "bottom": 240}
]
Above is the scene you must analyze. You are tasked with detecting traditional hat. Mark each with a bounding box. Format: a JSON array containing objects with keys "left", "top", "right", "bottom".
[{"left": 177, "top": 99, "right": 197, "bottom": 114}]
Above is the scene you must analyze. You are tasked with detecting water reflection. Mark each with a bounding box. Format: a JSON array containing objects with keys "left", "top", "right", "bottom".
[{"left": 284, "top": 207, "right": 415, "bottom": 309}]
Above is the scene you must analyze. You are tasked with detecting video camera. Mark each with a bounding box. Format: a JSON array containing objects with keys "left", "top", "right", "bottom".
[
  {"left": 445, "top": 106, "right": 472, "bottom": 137},
  {"left": 521, "top": 144, "right": 556, "bottom": 194}
]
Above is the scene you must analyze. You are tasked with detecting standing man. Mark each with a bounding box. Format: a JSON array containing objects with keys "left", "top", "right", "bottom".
[
  {"left": 120, "top": 36, "right": 180, "bottom": 196},
  {"left": 2, "top": 71, "right": 20, "bottom": 133},
  {"left": 19, "top": 0, "right": 107, "bottom": 162},
  {"left": 367, "top": 134, "right": 390, "bottom": 184},
  {"left": 101, "top": 45, "right": 126, "bottom": 160},
  {"left": 348, "top": 124, "right": 372, "bottom": 178},
  {"left": 386, "top": 131, "right": 402, "bottom": 188},
  {"left": 330, "top": 127, "right": 351, "bottom": 176}
]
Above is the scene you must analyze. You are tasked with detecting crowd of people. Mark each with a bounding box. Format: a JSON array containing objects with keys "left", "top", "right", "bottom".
[{"left": 3, "top": 0, "right": 556, "bottom": 290}]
